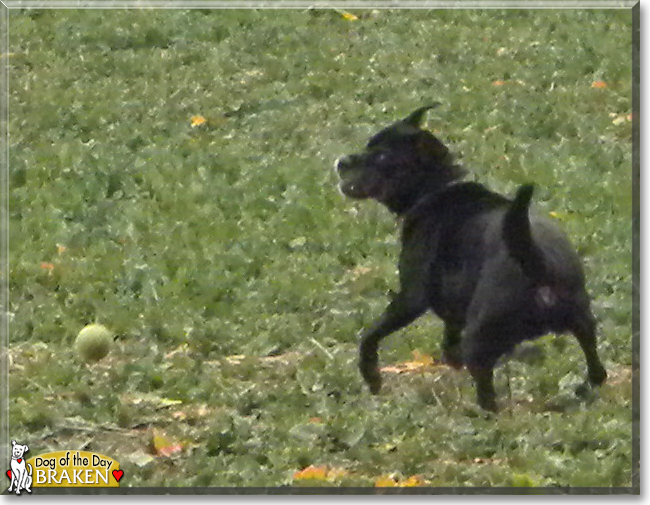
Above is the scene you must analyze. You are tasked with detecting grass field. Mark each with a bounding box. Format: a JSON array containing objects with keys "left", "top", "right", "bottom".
[{"left": 7, "top": 8, "right": 634, "bottom": 489}]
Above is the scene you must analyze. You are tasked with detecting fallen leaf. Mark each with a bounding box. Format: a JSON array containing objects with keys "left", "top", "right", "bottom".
[
  {"left": 381, "top": 349, "right": 436, "bottom": 374},
  {"left": 293, "top": 465, "right": 348, "bottom": 482},
  {"left": 158, "top": 443, "right": 183, "bottom": 457},
  {"left": 156, "top": 398, "right": 183, "bottom": 409},
  {"left": 340, "top": 11, "right": 358, "bottom": 20},
  {"left": 591, "top": 80, "right": 607, "bottom": 89},
  {"left": 375, "top": 475, "right": 398, "bottom": 487},
  {"left": 402, "top": 474, "right": 426, "bottom": 487},
  {"left": 152, "top": 429, "right": 183, "bottom": 457},
  {"left": 411, "top": 349, "right": 435, "bottom": 367},
  {"left": 190, "top": 115, "right": 207, "bottom": 127},
  {"left": 293, "top": 465, "right": 328, "bottom": 481}
]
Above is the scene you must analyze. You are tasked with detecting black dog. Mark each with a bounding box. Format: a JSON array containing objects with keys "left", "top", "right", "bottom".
[{"left": 334, "top": 105, "right": 607, "bottom": 411}]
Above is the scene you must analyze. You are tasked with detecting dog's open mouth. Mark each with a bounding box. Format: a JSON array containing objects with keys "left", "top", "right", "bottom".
[
  {"left": 335, "top": 157, "right": 373, "bottom": 199},
  {"left": 338, "top": 179, "right": 370, "bottom": 199}
]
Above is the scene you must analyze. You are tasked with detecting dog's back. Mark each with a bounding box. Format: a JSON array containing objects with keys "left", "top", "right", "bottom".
[{"left": 402, "top": 182, "right": 586, "bottom": 329}]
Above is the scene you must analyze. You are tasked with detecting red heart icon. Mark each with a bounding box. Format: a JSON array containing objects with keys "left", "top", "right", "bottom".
[
  {"left": 6, "top": 470, "right": 11, "bottom": 479},
  {"left": 17, "top": 459, "right": 22, "bottom": 463},
  {"left": 112, "top": 469, "right": 124, "bottom": 482}
]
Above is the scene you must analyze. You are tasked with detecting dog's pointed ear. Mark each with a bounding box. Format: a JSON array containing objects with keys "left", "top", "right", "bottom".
[{"left": 402, "top": 103, "right": 441, "bottom": 127}]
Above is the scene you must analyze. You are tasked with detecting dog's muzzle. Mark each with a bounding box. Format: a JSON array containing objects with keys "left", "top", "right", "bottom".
[
  {"left": 334, "top": 156, "right": 347, "bottom": 176},
  {"left": 334, "top": 154, "right": 360, "bottom": 176},
  {"left": 334, "top": 154, "right": 373, "bottom": 199}
]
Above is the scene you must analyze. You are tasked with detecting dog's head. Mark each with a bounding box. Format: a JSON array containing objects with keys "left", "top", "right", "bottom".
[
  {"left": 334, "top": 105, "right": 464, "bottom": 214},
  {"left": 11, "top": 440, "right": 29, "bottom": 459}
]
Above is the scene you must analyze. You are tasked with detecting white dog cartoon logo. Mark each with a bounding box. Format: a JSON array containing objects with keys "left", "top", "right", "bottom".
[{"left": 7, "top": 440, "right": 33, "bottom": 495}]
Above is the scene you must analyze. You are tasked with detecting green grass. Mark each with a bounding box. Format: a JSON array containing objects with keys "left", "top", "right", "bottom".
[{"left": 7, "top": 8, "right": 633, "bottom": 489}]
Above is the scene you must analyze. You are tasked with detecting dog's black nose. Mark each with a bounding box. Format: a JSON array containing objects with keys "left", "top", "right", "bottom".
[
  {"left": 334, "top": 156, "right": 348, "bottom": 174},
  {"left": 334, "top": 154, "right": 357, "bottom": 175}
]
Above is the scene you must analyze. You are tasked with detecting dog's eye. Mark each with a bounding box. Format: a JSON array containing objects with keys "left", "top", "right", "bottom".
[{"left": 374, "top": 152, "right": 389, "bottom": 164}]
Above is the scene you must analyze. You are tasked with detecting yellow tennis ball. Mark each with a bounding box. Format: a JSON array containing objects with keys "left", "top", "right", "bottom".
[{"left": 75, "top": 324, "right": 112, "bottom": 362}]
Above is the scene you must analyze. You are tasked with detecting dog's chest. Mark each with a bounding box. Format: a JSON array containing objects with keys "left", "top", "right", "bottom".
[{"left": 12, "top": 459, "right": 26, "bottom": 470}]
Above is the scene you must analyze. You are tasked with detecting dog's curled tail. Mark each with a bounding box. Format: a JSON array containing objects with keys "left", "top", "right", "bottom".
[{"left": 503, "top": 184, "right": 546, "bottom": 280}]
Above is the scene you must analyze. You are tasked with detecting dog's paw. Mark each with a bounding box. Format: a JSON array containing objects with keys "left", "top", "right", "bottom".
[
  {"left": 368, "top": 377, "right": 382, "bottom": 395},
  {"left": 360, "top": 366, "right": 382, "bottom": 394},
  {"left": 588, "top": 367, "right": 607, "bottom": 386},
  {"left": 359, "top": 355, "right": 383, "bottom": 394},
  {"left": 441, "top": 348, "right": 463, "bottom": 369},
  {"left": 478, "top": 397, "right": 499, "bottom": 413}
]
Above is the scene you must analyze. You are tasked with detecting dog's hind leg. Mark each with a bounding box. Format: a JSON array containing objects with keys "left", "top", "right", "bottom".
[
  {"left": 359, "top": 294, "right": 426, "bottom": 394},
  {"left": 570, "top": 309, "right": 607, "bottom": 387},
  {"left": 461, "top": 317, "right": 520, "bottom": 412},
  {"left": 467, "top": 364, "right": 498, "bottom": 412},
  {"left": 462, "top": 334, "right": 501, "bottom": 411},
  {"left": 441, "top": 323, "right": 463, "bottom": 369}
]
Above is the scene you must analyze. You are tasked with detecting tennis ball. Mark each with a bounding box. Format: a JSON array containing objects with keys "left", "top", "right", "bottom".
[{"left": 75, "top": 324, "right": 112, "bottom": 362}]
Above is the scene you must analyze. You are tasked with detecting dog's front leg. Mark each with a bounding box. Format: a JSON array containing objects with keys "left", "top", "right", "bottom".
[
  {"left": 359, "top": 222, "right": 435, "bottom": 393},
  {"left": 359, "top": 294, "right": 426, "bottom": 394},
  {"left": 19, "top": 469, "right": 28, "bottom": 493}
]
